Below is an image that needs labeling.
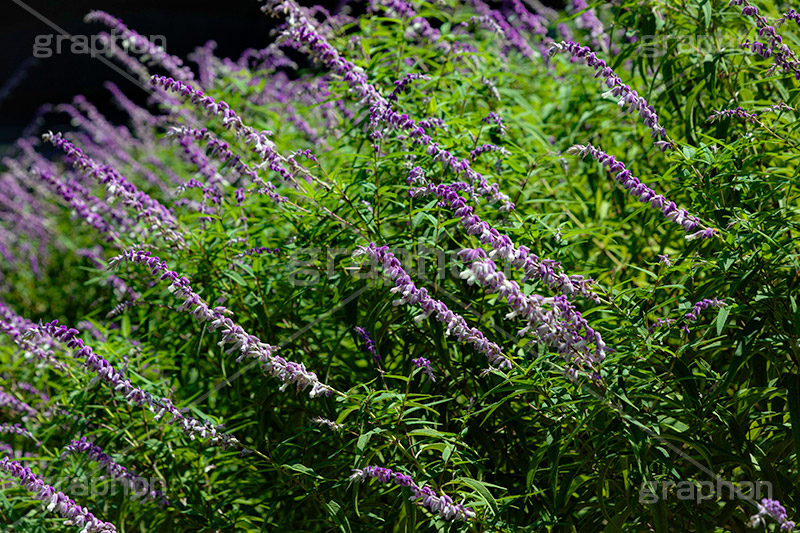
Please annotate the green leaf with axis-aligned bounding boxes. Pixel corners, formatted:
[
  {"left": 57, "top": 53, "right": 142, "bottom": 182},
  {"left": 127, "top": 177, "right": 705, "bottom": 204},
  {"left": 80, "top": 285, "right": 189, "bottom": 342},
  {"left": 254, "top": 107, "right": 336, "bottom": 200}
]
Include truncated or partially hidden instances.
[
  {"left": 715, "top": 305, "right": 731, "bottom": 336},
  {"left": 458, "top": 477, "right": 499, "bottom": 516},
  {"left": 324, "top": 500, "right": 352, "bottom": 533}
]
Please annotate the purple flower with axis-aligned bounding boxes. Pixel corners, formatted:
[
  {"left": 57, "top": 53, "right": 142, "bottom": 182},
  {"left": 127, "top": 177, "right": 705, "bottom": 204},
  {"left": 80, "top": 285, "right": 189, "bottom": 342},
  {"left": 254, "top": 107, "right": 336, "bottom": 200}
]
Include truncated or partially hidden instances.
[
  {"left": 371, "top": 0, "right": 457, "bottom": 53},
  {"left": 682, "top": 298, "right": 726, "bottom": 332},
  {"left": 549, "top": 40, "right": 671, "bottom": 146},
  {"left": 354, "top": 326, "right": 380, "bottom": 363},
  {"left": 356, "top": 243, "right": 512, "bottom": 370},
  {"left": 0, "top": 389, "right": 37, "bottom": 419},
  {"left": 411, "top": 357, "right": 435, "bottom": 381},
  {"left": 731, "top": 0, "right": 800, "bottom": 79},
  {"left": 41, "top": 132, "right": 184, "bottom": 246},
  {"left": 707, "top": 106, "right": 760, "bottom": 123},
  {"left": 0, "top": 456, "right": 117, "bottom": 532},
  {"left": 470, "top": 143, "right": 510, "bottom": 161},
  {"left": 28, "top": 319, "right": 238, "bottom": 446},
  {"left": 311, "top": 417, "right": 344, "bottom": 431},
  {"left": 350, "top": 465, "right": 474, "bottom": 521},
  {"left": 0, "top": 302, "right": 67, "bottom": 370},
  {"left": 469, "top": 0, "right": 537, "bottom": 59},
  {"left": 152, "top": 76, "right": 306, "bottom": 189},
  {"left": 261, "top": 0, "right": 513, "bottom": 210},
  {"left": 0, "top": 423, "right": 38, "bottom": 443},
  {"left": 749, "top": 498, "right": 795, "bottom": 530},
  {"left": 31, "top": 167, "right": 120, "bottom": 242},
  {"left": 164, "top": 126, "right": 286, "bottom": 203},
  {"left": 568, "top": 0, "right": 606, "bottom": 50},
  {"left": 507, "top": 0, "right": 548, "bottom": 36},
  {"left": 481, "top": 111, "right": 507, "bottom": 137},
  {"left": 234, "top": 247, "right": 281, "bottom": 259},
  {"left": 457, "top": 249, "right": 606, "bottom": 366},
  {"left": 61, "top": 437, "right": 167, "bottom": 505},
  {"left": 567, "top": 142, "right": 715, "bottom": 239},
  {"left": 109, "top": 249, "right": 333, "bottom": 398},
  {"left": 410, "top": 179, "right": 599, "bottom": 301},
  {"left": 388, "top": 72, "right": 429, "bottom": 102},
  {"left": 85, "top": 11, "right": 194, "bottom": 82}
]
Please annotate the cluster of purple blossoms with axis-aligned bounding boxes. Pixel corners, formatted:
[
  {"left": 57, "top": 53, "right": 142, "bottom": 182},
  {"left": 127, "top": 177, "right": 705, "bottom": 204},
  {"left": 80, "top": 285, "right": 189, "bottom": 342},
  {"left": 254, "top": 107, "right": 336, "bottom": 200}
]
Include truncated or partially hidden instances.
[
  {"left": 469, "top": 0, "right": 537, "bottom": 59},
  {"left": 61, "top": 437, "right": 167, "bottom": 505},
  {"left": 41, "top": 132, "right": 184, "bottom": 245},
  {"left": 683, "top": 298, "right": 725, "bottom": 333},
  {"left": 357, "top": 243, "right": 512, "bottom": 370},
  {"left": 234, "top": 246, "right": 280, "bottom": 258},
  {"left": 0, "top": 456, "right": 117, "bottom": 532},
  {"left": 749, "top": 498, "right": 795, "bottom": 530},
  {"left": 410, "top": 178, "right": 598, "bottom": 301},
  {"left": 388, "top": 73, "right": 429, "bottom": 102},
  {"left": 780, "top": 9, "right": 800, "bottom": 26},
  {"left": 354, "top": 326, "right": 379, "bottom": 363},
  {"left": 648, "top": 317, "right": 676, "bottom": 334},
  {"left": 0, "top": 301, "right": 66, "bottom": 370},
  {"left": 568, "top": 0, "right": 605, "bottom": 49},
  {"left": 261, "top": 0, "right": 513, "bottom": 210},
  {"left": 481, "top": 111, "right": 507, "bottom": 137},
  {"left": 350, "top": 465, "right": 474, "bottom": 521},
  {"left": 311, "top": 417, "right": 344, "bottom": 431},
  {"left": 730, "top": 0, "right": 800, "bottom": 79},
  {"left": 29, "top": 319, "right": 238, "bottom": 446},
  {"left": 164, "top": 125, "right": 286, "bottom": 202},
  {"left": 0, "top": 422, "right": 38, "bottom": 443},
  {"left": 85, "top": 11, "right": 194, "bottom": 82},
  {"left": 371, "top": 0, "right": 462, "bottom": 53},
  {"left": 708, "top": 107, "right": 760, "bottom": 124},
  {"left": 470, "top": 143, "right": 510, "bottom": 161},
  {"left": 411, "top": 357, "right": 436, "bottom": 381},
  {"left": 458, "top": 248, "right": 605, "bottom": 366},
  {"left": 0, "top": 389, "right": 37, "bottom": 418},
  {"left": 567, "top": 143, "right": 715, "bottom": 240},
  {"left": 151, "top": 77, "right": 300, "bottom": 185},
  {"left": 109, "top": 249, "right": 332, "bottom": 398},
  {"left": 508, "top": 0, "right": 548, "bottom": 37},
  {"left": 548, "top": 41, "right": 671, "bottom": 149},
  {"left": 16, "top": 382, "right": 50, "bottom": 403}
]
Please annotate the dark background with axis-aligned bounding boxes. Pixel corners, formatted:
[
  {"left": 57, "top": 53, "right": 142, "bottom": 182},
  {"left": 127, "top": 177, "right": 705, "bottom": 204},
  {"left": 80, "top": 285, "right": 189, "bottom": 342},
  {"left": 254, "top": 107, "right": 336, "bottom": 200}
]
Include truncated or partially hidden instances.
[{"left": 0, "top": 0, "right": 561, "bottom": 145}]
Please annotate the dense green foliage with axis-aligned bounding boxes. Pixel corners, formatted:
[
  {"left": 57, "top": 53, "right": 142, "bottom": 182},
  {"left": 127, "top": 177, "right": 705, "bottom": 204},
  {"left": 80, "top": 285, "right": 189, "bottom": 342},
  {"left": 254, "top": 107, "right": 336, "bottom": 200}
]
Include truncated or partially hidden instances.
[{"left": 0, "top": 0, "right": 798, "bottom": 531}]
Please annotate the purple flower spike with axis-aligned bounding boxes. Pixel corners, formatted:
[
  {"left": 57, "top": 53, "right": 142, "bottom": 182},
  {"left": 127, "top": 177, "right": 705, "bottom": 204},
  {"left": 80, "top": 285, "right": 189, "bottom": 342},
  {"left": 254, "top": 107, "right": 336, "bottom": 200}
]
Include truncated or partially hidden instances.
[
  {"left": 567, "top": 142, "right": 715, "bottom": 239},
  {"left": 356, "top": 243, "right": 512, "bottom": 370},
  {"left": 30, "top": 319, "right": 239, "bottom": 446},
  {"left": 61, "top": 437, "right": 167, "bottom": 506},
  {"left": 0, "top": 423, "right": 39, "bottom": 444},
  {"left": 731, "top": 0, "right": 800, "bottom": 79},
  {"left": 0, "top": 456, "right": 117, "bottom": 532},
  {"left": 109, "top": 249, "right": 333, "bottom": 398},
  {"left": 350, "top": 465, "right": 474, "bottom": 521},
  {"left": 749, "top": 498, "right": 795, "bottom": 530},
  {"left": 85, "top": 11, "right": 195, "bottom": 82},
  {"left": 261, "top": 0, "right": 513, "bottom": 210},
  {"left": 411, "top": 357, "right": 436, "bottom": 381},
  {"left": 354, "top": 326, "right": 380, "bottom": 363},
  {"left": 549, "top": 40, "right": 671, "bottom": 147},
  {"left": 457, "top": 249, "right": 606, "bottom": 366},
  {"left": 410, "top": 180, "right": 599, "bottom": 301},
  {"left": 682, "top": 298, "right": 726, "bottom": 332}
]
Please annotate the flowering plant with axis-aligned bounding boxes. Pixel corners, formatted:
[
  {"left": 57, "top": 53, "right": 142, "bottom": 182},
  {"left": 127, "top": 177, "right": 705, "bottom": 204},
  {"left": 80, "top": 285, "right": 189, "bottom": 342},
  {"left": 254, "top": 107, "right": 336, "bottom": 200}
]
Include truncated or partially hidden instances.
[{"left": 0, "top": 0, "right": 798, "bottom": 530}]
